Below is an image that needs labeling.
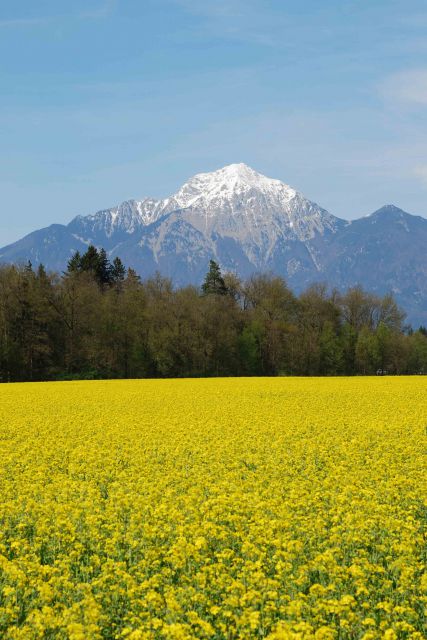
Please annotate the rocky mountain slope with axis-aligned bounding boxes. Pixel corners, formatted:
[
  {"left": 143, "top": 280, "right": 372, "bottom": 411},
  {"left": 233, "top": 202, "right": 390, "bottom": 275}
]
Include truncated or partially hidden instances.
[{"left": 1, "top": 164, "right": 426, "bottom": 325}]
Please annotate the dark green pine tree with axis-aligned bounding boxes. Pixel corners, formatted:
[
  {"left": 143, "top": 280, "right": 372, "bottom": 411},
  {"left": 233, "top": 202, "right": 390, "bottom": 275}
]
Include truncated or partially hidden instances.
[
  {"left": 202, "top": 260, "right": 228, "bottom": 296},
  {"left": 111, "top": 256, "right": 126, "bottom": 284},
  {"left": 80, "top": 245, "right": 100, "bottom": 274},
  {"left": 66, "top": 251, "right": 82, "bottom": 274},
  {"left": 96, "top": 248, "right": 113, "bottom": 286}
]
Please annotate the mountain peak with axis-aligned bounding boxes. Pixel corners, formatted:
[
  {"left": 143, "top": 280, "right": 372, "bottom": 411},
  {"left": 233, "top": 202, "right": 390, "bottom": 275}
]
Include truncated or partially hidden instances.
[
  {"left": 209, "top": 162, "right": 274, "bottom": 184},
  {"left": 217, "top": 161, "right": 255, "bottom": 175},
  {"left": 168, "top": 162, "right": 298, "bottom": 212},
  {"left": 370, "top": 204, "right": 407, "bottom": 217},
  {"left": 190, "top": 162, "right": 291, "bottom": 189}
]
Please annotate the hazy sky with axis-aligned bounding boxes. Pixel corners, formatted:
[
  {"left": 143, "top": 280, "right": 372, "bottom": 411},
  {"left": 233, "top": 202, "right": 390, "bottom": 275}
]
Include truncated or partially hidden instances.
[{"left": 1, "top": 0, "right": 427, "bottom": 244}]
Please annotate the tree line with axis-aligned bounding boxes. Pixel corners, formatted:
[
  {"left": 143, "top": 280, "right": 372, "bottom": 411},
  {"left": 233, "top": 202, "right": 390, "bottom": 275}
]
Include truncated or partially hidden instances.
[{"left": 0, "top": 247, "right": 426, "bottom": 382}]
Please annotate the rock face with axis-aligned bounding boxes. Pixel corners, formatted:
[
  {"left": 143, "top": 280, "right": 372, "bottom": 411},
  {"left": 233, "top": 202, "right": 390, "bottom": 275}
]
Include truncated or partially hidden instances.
[
  {"left": 1, "top": 164, "right": 426, "bottom": 325},
  {"left": 322, "top": 205, "right": 427, "bottom": 326}
]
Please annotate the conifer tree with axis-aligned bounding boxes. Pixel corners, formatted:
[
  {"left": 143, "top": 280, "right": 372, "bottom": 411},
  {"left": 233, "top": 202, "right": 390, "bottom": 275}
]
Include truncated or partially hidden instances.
[
  {"left": 96, "top": 248, "right": 113, "bottom": 286},
  {"left": 111, "top": 257, "right": 126, "bottom": 284},
  {"left": 80, "top": 245, "right": 100, "bottom": 274},
  {"left": 0, "top": 259, "right": 423, "bottom": 381},
  {"left": 67, "top": 251, "right": 82, "bottom": 274},
  {"left": 202, "top": 260, "right": 228, "bottom": 296}
]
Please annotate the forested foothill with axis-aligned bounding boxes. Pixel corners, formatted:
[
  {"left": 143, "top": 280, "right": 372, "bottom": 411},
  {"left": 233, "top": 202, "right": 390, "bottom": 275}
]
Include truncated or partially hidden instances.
[{"left": 0, "top": 247, "right": 426, "bottom": 382}]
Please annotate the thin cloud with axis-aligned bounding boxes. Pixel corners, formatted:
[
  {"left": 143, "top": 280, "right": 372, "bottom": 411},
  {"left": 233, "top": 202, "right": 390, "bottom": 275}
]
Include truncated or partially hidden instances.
[
  {"left": 171, "top": 0, "right": 288, "bottom": 47},
  {"left": 381, "top": 68, "right": 427, "bottom": 106},
  {"left": 0, "top": 1, "right": 117, "bottom": 29},
  {"left": 173, "top": 0, "right": 246, "bottom": 18},
  {"left": 0, "top": 17, "right": 51, "bottom": 28},
  {"left": 414, "top": 165, "right": 427, "bottom": 186},
  {"left": 79, "top": 0, "right": 118, "bottom": 20}
]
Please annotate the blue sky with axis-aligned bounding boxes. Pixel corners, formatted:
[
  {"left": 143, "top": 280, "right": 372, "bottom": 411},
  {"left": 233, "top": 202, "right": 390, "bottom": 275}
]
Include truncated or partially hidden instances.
[{"left": 1, "top": 0, "right": 427, "bottom": 244}]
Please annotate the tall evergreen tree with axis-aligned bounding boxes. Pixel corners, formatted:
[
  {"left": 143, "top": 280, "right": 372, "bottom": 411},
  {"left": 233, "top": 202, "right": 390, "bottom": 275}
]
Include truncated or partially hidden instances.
[
  {"left": 111, "top": 257, "right": 126, "bottom": 284},
  {"left": 202, "top": 260, "right": 228, "bottom": 296},
  {"left": 80, "top": 245, "right": 100, "bottom": 274},
  {"left": 0, "top": 259, "right": 423, "bottom": 382},
  {"left": 96, "top": 248, "right": 113, "bottom": 286},
  {"left": 67, "top": 251, "right": 82, "bottom": 274}
]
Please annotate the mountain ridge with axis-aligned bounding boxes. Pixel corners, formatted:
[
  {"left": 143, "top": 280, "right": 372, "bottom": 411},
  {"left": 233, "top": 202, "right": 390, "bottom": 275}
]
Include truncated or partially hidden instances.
[{"left": 1, "top": 163, "right": 426, "bottom": 325}]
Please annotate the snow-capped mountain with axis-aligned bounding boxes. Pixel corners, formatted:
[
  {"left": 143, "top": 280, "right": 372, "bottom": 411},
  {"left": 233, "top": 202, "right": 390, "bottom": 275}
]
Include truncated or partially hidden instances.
[
  {"left": 107, "top": 163, "right": 344, "bottom": 284},
  {"left": 67, "top": 163, "right": 343, "bottom": 256},
  {"left": 160, "top": 163, "right": 342, "bottom": 247},
  {"left": 162, "top": 163, "right": 341, "bottom": 241},
  {"left": 1, "top": 162, "right": 343, "bottom": 277},
  {"left": 1, "top": 163, "right": 427, "bottom": 325}
]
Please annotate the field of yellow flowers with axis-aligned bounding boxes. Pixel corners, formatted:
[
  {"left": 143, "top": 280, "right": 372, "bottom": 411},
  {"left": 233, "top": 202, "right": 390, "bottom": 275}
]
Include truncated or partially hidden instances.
[{"left": 0, "top": 377, "right": 425, "bottom": 639}]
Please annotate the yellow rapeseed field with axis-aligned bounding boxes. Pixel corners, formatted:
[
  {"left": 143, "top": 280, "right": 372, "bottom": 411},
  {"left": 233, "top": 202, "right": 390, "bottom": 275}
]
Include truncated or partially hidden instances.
[{"left": 0, "top": 377, "right": 426, "bottom": 640}]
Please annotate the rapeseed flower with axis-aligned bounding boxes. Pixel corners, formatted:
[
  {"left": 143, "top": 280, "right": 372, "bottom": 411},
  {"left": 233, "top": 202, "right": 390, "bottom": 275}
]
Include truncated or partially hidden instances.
[{"left": 0, "top": 377, "right": 425, "bottom": 638}]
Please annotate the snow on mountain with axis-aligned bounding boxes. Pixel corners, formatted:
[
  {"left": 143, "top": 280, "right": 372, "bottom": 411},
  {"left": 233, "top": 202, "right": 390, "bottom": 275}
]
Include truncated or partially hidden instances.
[
  {"left": 66, "top": 163, "right": 343, "bottom": 252},
  {"left": 69, "top": 162, "right": 342, "bottom": 284},
  {"left": 170, "top": 162, "right": 296, "bottom": 211},
  {"left": 67, "top": 198, "right": 162, "bottom": 247},
  {"left": 1, "top": 164, "right": 427, "bottom": 324},
  {"left": 109, "top": 163, "right": 344, "bottom": 280},
  {"left": 164, "top": 163, "right": 342, "bottom": 242}
]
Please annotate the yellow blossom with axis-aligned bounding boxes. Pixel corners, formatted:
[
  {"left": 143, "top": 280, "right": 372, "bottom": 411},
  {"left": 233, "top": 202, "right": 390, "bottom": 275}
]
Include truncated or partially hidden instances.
[{"left": 0, "top": 377, "right": 424, "bottom": 638}]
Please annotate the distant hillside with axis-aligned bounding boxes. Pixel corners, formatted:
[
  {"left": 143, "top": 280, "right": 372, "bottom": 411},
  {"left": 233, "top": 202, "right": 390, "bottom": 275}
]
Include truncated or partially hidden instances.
[{"left": 1, "top": 164, "right": 426, "bottom": 325}]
